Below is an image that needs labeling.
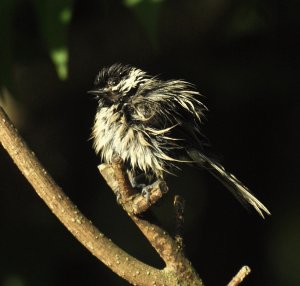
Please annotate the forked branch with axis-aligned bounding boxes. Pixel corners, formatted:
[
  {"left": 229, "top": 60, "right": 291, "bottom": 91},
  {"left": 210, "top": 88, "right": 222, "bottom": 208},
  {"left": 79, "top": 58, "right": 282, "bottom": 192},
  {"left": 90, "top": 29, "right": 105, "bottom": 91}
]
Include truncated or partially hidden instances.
[
  {"left": 0, "top": 107, "right": 202, "bottom": 285},
  {"left": 0, "top": 106, "right": 251, "bottom": 286}
]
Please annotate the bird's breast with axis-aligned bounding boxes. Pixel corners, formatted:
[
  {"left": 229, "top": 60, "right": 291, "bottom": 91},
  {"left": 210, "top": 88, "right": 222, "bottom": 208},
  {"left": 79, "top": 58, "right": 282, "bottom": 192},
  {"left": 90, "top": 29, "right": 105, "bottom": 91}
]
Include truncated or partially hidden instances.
[{"left": 92, "top": 106, "right": 165, "bottom": 177}]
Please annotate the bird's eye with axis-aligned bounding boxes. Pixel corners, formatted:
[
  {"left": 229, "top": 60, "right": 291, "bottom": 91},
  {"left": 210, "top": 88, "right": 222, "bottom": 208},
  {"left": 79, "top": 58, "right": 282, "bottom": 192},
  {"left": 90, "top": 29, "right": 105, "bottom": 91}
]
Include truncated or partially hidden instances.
[{"left": 108, "top": 78, "right": 118, "bottom": 86}]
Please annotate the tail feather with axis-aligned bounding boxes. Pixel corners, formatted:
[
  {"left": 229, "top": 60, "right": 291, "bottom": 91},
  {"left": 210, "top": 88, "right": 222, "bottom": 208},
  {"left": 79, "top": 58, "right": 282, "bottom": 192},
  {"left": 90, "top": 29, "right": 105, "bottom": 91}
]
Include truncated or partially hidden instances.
[{"left": 187, "top": 150, "right": 271, "bottom": 218}]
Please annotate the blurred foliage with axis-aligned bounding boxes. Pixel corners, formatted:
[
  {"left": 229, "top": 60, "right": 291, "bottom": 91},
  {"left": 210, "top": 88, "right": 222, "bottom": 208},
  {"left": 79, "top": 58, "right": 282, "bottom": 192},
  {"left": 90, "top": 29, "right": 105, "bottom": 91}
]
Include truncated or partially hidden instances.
[
  {"left": 227, "top": 1, "right": 268, "bottom": 36},
  {"left": 0, "top": 0, "right": 165, "bottom": 96},
  {"left": 123, "top": 0, "right": 164, "bottom": 48},
  {"left": 0, "top": 0, "right": 73, "bottom": 94},
  {"left": 0, "top": 0, "right": 273, "bottom": 96},
  {"left": 33, "top": 0, "right": 73, "bottom": 80},
  {"left": 0, "top": 0, "right": 16, "bottom": 92}
]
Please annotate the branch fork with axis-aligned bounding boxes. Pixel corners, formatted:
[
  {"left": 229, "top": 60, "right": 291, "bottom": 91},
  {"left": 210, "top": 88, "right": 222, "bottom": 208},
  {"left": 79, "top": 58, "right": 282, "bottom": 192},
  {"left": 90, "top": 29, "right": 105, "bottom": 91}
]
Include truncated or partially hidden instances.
[{"left": 99, "top": 161, "right": 168, "bottom": 215}]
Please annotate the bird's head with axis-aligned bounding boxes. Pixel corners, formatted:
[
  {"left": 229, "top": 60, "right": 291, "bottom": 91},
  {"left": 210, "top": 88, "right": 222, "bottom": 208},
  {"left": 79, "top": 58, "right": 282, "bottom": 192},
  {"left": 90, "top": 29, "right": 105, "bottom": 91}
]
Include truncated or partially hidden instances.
[{"left": 88, "top": 64, "right": 150, "bottom": 106}]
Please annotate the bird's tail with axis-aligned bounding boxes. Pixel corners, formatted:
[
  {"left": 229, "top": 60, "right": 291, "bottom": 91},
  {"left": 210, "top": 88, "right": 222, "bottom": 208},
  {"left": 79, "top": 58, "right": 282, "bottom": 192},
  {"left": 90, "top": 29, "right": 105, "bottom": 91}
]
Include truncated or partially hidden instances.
[{"left": 187, "top": 150, "right": 271, "bottom": 218}]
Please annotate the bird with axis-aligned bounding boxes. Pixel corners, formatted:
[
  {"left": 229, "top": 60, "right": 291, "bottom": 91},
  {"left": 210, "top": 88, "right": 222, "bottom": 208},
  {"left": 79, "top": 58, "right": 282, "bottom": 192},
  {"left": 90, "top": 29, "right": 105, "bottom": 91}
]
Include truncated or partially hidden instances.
[{"left": 89, "top": 63, "right": 270, "bottom": 218}]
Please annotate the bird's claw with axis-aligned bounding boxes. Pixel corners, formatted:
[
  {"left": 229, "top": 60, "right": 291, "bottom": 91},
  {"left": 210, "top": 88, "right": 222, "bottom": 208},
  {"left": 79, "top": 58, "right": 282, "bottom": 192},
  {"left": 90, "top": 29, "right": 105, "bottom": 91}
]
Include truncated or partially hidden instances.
[{"left": 141, "top": 185, "right": 151, "bottom": 206}]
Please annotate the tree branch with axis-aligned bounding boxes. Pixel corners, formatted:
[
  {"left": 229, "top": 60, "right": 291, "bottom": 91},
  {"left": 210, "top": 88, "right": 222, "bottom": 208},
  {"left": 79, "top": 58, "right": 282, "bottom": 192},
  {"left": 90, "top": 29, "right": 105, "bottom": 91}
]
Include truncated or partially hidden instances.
[
  {"left": 99, "top": 162, "right": 202, "bottom": 280},
  {"left": 0, "top": 107, "right": 203, "bottom": 285},
  {"left": 0, "top": 106, "right": 252, "bottom": 286},
  {"left": 0, "top": 107, "right": 164, "bottom": 285}
]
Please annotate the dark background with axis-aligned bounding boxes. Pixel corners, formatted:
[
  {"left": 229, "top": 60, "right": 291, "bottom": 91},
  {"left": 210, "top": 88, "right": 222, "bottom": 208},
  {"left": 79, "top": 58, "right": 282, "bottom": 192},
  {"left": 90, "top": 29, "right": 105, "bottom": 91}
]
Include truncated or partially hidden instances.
[{"left": 0, "top": 0, "right": 299, "bottom": 285}]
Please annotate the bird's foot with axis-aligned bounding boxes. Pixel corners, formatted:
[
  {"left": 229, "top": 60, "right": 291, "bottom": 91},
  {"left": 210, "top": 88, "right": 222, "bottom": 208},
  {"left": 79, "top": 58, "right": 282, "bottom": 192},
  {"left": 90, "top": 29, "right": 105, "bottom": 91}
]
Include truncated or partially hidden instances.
[{"left": 141, "top": 185, "right": 152, "bottom": 206}]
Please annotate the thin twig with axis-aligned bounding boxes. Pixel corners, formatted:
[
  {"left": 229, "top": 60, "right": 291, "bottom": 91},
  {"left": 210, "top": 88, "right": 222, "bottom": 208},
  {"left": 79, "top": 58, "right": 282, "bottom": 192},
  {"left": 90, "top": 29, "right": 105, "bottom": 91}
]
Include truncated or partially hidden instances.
[
  {"left": 174, "top": 195, "right": 185, "bottom": 249},
  {"left": 227, "top": 266, "right": 251, "bottom": 286}
]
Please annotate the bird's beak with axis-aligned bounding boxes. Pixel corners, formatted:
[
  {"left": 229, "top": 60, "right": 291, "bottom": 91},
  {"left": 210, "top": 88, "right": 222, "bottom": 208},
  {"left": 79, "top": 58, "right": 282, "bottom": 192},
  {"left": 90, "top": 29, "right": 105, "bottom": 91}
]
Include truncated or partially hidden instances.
[
  {"left": 87, "top": 90, "right": 104, "bottom": 96},
  {"left": 87, "top": 90, "right": 107, "bottom": 100},
  {"left": 88, "top": 89, "right": 120, "bottom": 103}
]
